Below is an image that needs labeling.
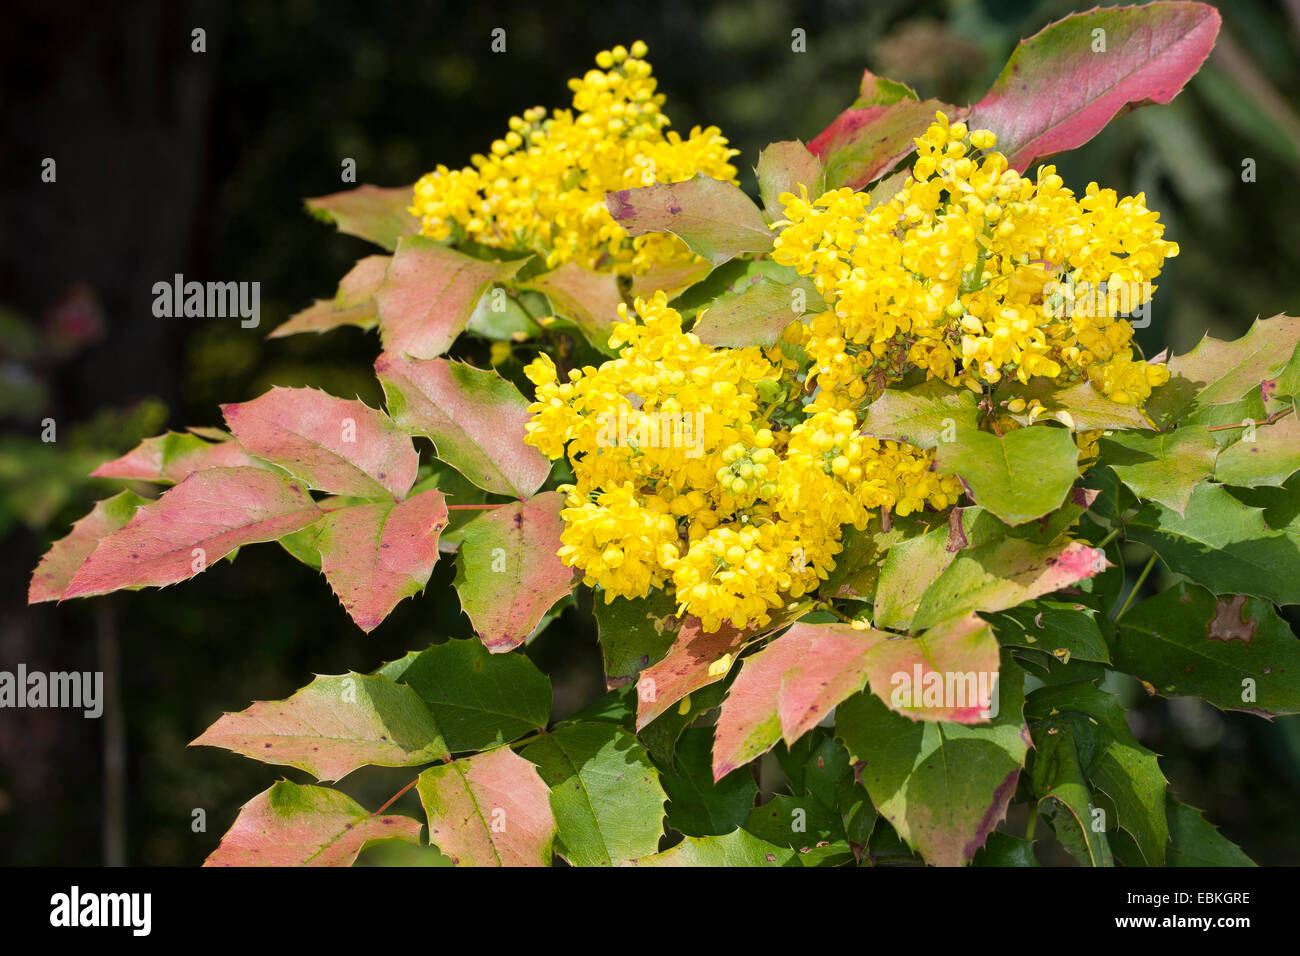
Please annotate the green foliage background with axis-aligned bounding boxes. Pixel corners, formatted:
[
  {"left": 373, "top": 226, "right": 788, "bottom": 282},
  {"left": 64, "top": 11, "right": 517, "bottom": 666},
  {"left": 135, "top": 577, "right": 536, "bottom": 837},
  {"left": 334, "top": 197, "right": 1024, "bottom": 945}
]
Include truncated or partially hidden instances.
[{"left": 2, "top": 0, "right": 1298, "bottom": 864}]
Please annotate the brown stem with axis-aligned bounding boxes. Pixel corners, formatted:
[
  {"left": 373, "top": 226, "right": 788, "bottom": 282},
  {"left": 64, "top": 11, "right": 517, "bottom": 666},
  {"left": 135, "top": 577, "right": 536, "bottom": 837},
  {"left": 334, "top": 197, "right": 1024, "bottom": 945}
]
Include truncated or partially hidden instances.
[
  {"left": 1206, "top": 405, "right": 1293, "bottom": 432},
  {"left": 447, "top": 503, "right": 507, "bottom": 511},
  {"left": 372, "top": 777, "right": 419, "bottom": 816}
]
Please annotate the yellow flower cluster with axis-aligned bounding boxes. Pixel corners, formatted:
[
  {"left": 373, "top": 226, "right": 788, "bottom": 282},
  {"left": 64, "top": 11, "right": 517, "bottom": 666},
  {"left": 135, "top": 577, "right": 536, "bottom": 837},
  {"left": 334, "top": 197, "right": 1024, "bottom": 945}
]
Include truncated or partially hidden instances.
[
  {"left": 410, "top": 42, "right": 738, "bottom": 275},
  {"left": 524, "top": 293, "right": 960, "bottom": 632},
  {"left": 771, "top": 112, "right": 1177, "bottom": 405}
]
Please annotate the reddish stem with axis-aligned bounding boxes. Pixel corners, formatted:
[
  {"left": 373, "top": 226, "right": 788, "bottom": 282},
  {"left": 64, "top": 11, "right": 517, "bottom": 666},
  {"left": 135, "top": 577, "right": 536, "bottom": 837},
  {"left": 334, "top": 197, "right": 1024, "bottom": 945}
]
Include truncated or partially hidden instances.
[
  {"left": 446, "top": 503, "right": 507, "bottom": 511},
  {"left": 372, "top": 778, "right": 418, "bottom": 816},
  {"left": 1205, "top": 405, "right": 1293, "bottom": 432}
]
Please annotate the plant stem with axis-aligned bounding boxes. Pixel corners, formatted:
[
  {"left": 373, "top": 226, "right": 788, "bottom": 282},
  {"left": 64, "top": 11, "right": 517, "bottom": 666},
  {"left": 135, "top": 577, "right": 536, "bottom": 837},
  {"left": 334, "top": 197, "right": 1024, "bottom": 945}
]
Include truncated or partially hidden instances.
[
  {"left": 1206, "top": 404, "right": 1293, "bottom": 431},
  {"left": 1113, "top": 552, "right": 1158, "bottom": 622},
  {"left": 447, "top": 503, "right": 506, "bottom": 511},
  {"left": 1094, "top": 526, "right": 1122, "bottom": 551},
  {"left": 1025, "top": 800, "right": 1039, "bottom": 842},
  {"left": 372, "top": 777, "right": 419, "bottom": 816}
]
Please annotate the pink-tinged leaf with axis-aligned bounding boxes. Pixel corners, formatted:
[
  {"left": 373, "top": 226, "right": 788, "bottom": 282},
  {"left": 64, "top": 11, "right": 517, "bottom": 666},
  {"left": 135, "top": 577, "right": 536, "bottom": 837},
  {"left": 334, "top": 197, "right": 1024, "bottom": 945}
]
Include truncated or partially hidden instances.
[
  {"left": 522, "top": 262, "right": 624, "bottom": 353},
  {"left": 62, "top": 467, "right": 320, "bottom": 599},
  {"left": 222, "top": 386, "right": 418, "bottom": 499},
  {"left": 316, "top": 489, "right": 449, "bottom": 632},
  {"left": 968, "top": 3, "right": 1221, "bottom": 172},
  {"left": 203, "top": 781, "right": 421, "bottom": 867},
  {"left": 190, "top": 672, "right": 450, "bottom": 780},
  {"left": 606, "top": 174, "right": 772, "bottom": 267},
  {"left": 911, "top": 538, "right": 1108, "bottom": 631},
  {"left": 856, "top": 614, "right": 1003, "bottom": 724},
  {"left": 305, "top": 184, "right": 419, "bottom": 252},
  {"left": 711, "top": 627, "right": 813, "bottom": 779},
  {"left": 754, "top": 141, "right": 826, "bottom": 219},
  {"left": 269, "top": 255, "right": 388, "bottom": 338},
  {"left": 453, "top": 492, "right": 578, "bottom": 652},
  {"left": 635, "top": 618, "right": 747, "bottom": 731},
  {"left": 92, "top": 431, "right": 259, "bottom": 484},
  {"left": 628, "top": 260, "right": 713, "bottom": 301},
  {"left": 29, "top": 491, "right": 149, "bottom": 603},
  {"left": 375, "top": 235, "right": 526, "bottom": 360},
  {"left": 810, "top": 98, "right": 962, "bottom": 190},
  {"left": 375, "top": 353, "right": 550, "bottom": 497},
  {"left": 776, "top": 624, "right": 894, "bottom": 742},
  {"left": 417, "top": 748, "right": 556, "bottom": 867}
]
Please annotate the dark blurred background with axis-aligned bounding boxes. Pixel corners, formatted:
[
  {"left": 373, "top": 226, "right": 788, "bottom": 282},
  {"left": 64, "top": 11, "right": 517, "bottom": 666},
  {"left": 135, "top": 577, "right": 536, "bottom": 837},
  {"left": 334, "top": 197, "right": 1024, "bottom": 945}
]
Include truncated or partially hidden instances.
[{"left": 2, "top": 0, "right": 1298, "bottom": 865}]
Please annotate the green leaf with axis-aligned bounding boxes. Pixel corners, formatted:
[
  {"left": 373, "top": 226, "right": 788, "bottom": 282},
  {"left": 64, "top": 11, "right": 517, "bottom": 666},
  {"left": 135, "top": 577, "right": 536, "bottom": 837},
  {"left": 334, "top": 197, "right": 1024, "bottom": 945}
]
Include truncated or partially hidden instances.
[
  {"left": 204, "top": 781, "right": 421, "bottom": 867},
  {"left": 660, "top": 728, "right": 757, "bottom": 837},
  {"left": 594, "top": 590, "right": 680, "bottom": 689},
  {"left": 190, "top": 672, "right": 449, "bottom": 781},
  {"left": 1214, "top": 412, "right": 1300, "bottom": 488},
  {"left": 624, "top": 829, "right": 795, "bottom": 866},
  {"left": 936, "top": 425, "right": 1081, "bottom": 527},
  {"left": 691, "top": 275, "right": 822, "bottom": 348},
  {"left": 853, "top": 69, "right": 919, "bottom": 107},
  {"left": 995, "top": 379, "right": 1155, "bottom": 432},
  {"left": 640, "top": 679, "right": 728, "bottom": 766},
  {"left": 1115, "top": 582, "right": 1300, "bottom": 715},
  {"left": 305, "top": 184, "right": 419, "bottom": 251},
  {"left": 754, "top": 140, "right": 825, "bottom": 220},
  {"left": 1146, "top": 314, "right": 1300, "bottom": 426},
  {"left": 1167, "top": 800, "right": 1254, "bottom": 866},
  {"left": 417, "top": 748, "right": 556, "bottom": 867},
  {"left": 521, "top": 262, "right": 624, "bottom": 352},
  {"left": 1100, "top": 427, "right": 1219, "bottom": 514},
  {"left": 605, "top": 173, "right": 773, "bottom": 266},
  {"left": 859, "top": 380, "right": 981, "bottom": 449},
  {"left": 744, "top": 793, "right": 847, "bottom": 857},
  {"left": 376, "top": 353, "right": 550, "bottom": 497},
  {"left": 521, "top": 722, "right": 667, "bottom": 866},
  {"left": 1029, "top": 712, "right": 1115, "bottom": 866},
  {"left": 1127, "top": 482, "right": 1300, "bottom": 606},
  {"left": 986, "top": 601, "right": 1111, "bottom": 664},
  {"left": 835, "top": 659, "right": 1029, "bottom": 866},
  {"left": 972, "top": 832, "right": 1039, "bottom": 867},
  {"left": 396, "top": 639, "right": 551, "bottom": 752}
]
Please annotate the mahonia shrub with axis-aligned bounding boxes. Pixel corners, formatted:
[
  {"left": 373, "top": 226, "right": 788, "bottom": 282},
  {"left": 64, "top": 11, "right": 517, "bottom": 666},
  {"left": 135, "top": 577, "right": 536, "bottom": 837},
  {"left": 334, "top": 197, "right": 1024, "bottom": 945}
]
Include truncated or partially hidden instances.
[{"left": 31, "top": 5, "right": 1300, "bottom": 867}]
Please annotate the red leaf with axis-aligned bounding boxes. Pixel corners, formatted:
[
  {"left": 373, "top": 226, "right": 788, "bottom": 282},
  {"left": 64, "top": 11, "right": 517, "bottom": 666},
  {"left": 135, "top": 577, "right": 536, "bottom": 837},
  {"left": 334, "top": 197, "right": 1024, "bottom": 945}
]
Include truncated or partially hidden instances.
[
  {"left": 317, "top": 490, "right": 449, "bottom": 632},
  {"left": 634, "top": 617, "right": 748, "bottom": 731},
  {"left": 269, "top": 254, "right": 388, "bottom": 339},
  {"left": 417, "top": 748, "right": 556, "bottom": 866},
  {"left": 29, "top": 491, "right": 148, "bottom": 603},
  {"left": 968, "top": 2, "right": 1220, "bottom": 172},
  {"left": 809, "top": 99, "right": 961, "bottom": 190},
  {"left": 453, "top": 492, "right": 578, "bottom": 652},
  {"left": 305, "top": 184, "right": 419, "bottom": 252},
  {"left": 92, "top": 431, "right": 258, "bottom": 483},
  {"left": 222, "top": 386, "right": 418, "bottom": 499},
  {"left": 522, "top": 262, "right": 624, "bottom": 352},
  {"left": 375, "top": 236, "right": 526, "bottom": 360},
  {"left": 62, "top": 468, "right": 321, "bottom": 599},
  {"left": 606, "top": 174, "right": 772, "bottom": 266},
  {"left": 375, "top": 352, "right": 550, "bottom": 497},
  {"left": 204, "top": 781, "right": 421, "bottom": 867}
]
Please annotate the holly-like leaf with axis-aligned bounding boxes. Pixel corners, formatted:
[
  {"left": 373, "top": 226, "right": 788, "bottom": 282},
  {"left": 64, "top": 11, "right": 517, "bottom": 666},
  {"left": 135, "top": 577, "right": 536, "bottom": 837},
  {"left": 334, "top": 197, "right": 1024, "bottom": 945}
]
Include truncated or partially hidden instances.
[
  {"left": 754, "top": 140, "right": 825, "bottom": 220},
  {"left": 998, "top": 379, "right": 1156, "bottom": 432},
  {"left": 1127, "top": 482, "right": 1300, "bottom": 606},
  {"left": 393, "top": 638, "right": 551, "bottom": 752},
  {"left": 836, "top": 659, "right": 1030, "bottom": 867},
  {"left": 305, "top": 184, "right": 419, "bottom": 251},
  {"left": 623, "top": 828, "right": 795, "bottom": 867},
  {"left": 606, "top": 174, "right": 773, "bottom": 266},
  {"left": 29, "top": 491, "right": 149, "bottom": 603},
  {"left": 376, "top": 353, "right": 550, "bottom": 497},
  {"left": 521, "top": 722, "right": 667, "bottom": 866},
  {"left": 986, "top": 601, "right": 1112, "bottom": 664},
  {"left": 635, "top": 616, "right": 750, "bottom": 730},
  {"left": 937, "top": 426, "right": 1082, "bottom": 526},
  {"left": 691, "top": 275, "right": 822, "bottom": 348},
  {"left": 1115, "top": 582, "right": 1300, "bottom": 715},
  {"left": 375, "top": 235, "right": 526, "bottom": 360},
  {"left": 911, "top": 538, "right": 1107, "bottom": 631},
  {"left": 62, "top": 468, "right": 320, "bottom": 599},
  {"left": 1146, "top": 314, "right": 1300, "bottom": 425},
  {"left": 270, "top": 255, "right": 388, "bottom": 338},
  {"left": 853, "top": 69, "right": 919, "bottom": 107},
  {"left": 744, "top": 793, "right": 851, "bottom": 863},
  {"left": 1100, "top": 426, "right": 1218, "bottom": 514},
  {"left": 190, "top": 672, "right": 450, "bottom": 780},
  {"left": 660, "top": 728, "right": 758, "bottom": 838},
  {"left": 417, "top": 748, "right": 556, "bottom": 867},
  {"left": 873, "top": 510, "right": 989, "bottom": 629},
  {"left": 1029, "top": 710, "right": 1115, "bottom": 867},
  {"left": 203, "top": 780, "right": 421, "bottom": 867},
  {"left": 859, "top": 380, "right": 981, "bottom": 449},
  {"left": 1214, "top": 412, "right": 1300, "bottom": 488},
  {"left": 315, "top": 489, "right": 449, "bottom": 632},
  {"left": 522, "top": 263, "right": 624, "bottom": 352},
  {"left": 453, "top": 492, "right": 578, "bottom": 652},
  {"left": 810, "top": 98, "right": 960, "bottom": 190},
  {"left": 223, "top": 386, "right": 418, "bottom": 500},
  {"left": 1167, "top": 800, "right": 1254, "bottom": 866},
  {"left": 594, "top": 590, "right": 680, "bottom": 689},
  {"left": 967, "top": 3, "right": 1221, "bottom": 172},
  {"left": 92, "top": 431, "right": 259, "bottom": 484}
]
